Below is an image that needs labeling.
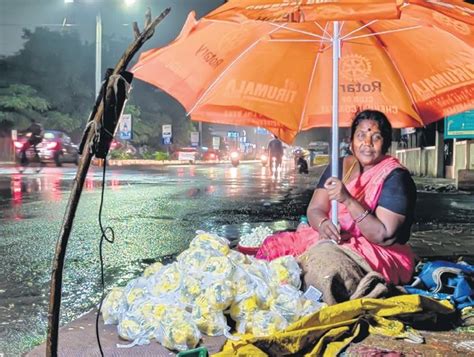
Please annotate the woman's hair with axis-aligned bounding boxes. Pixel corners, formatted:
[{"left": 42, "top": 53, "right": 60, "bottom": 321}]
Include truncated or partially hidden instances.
[{"left": 350, "top": 110, "right": 392, "bottom": 154}]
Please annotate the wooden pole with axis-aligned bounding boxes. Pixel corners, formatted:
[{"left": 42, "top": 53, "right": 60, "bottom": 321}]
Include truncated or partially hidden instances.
[{"left": 46, "top": 8, "right": 171, "bottom": 356}]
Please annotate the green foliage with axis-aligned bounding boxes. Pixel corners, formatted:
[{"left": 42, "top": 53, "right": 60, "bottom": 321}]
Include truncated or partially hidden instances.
[
  {"left": 0, "top": 84, "right": 51, "bottom": 134},
  {"left": 109, "top": 148, "right": 134, "bottom": 160},
  {"left": 0, "top": 84, "right": 49, "bottom": 112},
  {"left": 154, "top": 151, "right": 169, "bottom": 161},
  {"left": 43, "top": 111, "right": 82, "bottom": 132}
]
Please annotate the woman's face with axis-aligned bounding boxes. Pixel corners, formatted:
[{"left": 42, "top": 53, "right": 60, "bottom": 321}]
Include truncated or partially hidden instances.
[{"left": 351, "top": 119, "right": 385, "bottom": 168}]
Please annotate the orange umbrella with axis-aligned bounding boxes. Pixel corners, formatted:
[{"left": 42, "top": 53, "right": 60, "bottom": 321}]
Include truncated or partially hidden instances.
[{"left": 133, "top": 2, "right": 473, "bottom": 139}]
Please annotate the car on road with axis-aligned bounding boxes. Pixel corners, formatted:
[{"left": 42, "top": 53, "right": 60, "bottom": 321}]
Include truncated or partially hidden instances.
[
  {"left": 201, "top": 148, "right": 221, "bottom": 162},
  {"left": 14, "top": 130, "right": 80, "bottom": 167}
]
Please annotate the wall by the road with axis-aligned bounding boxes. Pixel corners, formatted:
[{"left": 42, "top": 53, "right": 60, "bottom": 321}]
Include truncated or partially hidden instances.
[
  {"left": 0, "top": 137, "right": 14, "bottom": 162},
  {"left": 396, "top": 140, "right": 474, "bottom": 191},
  {"left": 396, "top": 146, "right": 436, "bottom": 177}
]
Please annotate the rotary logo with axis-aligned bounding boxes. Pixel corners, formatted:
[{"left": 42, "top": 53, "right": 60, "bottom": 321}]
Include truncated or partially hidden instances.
[{"left": 340, "top": 54, "right": 372, "bottom": 82}]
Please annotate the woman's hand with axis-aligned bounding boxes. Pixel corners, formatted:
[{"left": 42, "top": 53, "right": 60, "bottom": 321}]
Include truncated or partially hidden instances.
[
  {"left": 318, "top": 219, "right": 341, "bottom": 243},
  {"left": 324, "top": 177, "right": 352, "bottom": 204}
]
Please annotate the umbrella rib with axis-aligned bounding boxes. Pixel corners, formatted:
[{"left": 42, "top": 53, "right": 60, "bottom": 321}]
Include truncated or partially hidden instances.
[
  {"left": 313, "top": 21, "right": 332, "bottom": 41},
  {"left": 187, "top": 24, "right": 286, "bottom": 116},
  {"left": 340, "top": 20, "right": 378, "bottom": 41},
  {"left": 269, "top": 22, "right": 330, "bottom": 41},
  {"left": 359, "top": 22, "right": 424, "bottom": 125},
  {"left": 268, "top": 39, "right": 326, "bottom": 43},
  {"left": 298, "top": 22, "right": 329, "bottom": 131},
  {"left": 345, "top": 25, "right": 422, "bottom": 41}
]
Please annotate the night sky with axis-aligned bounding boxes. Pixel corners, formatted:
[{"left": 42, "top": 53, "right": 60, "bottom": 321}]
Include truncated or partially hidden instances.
[{"left": 0, "top": 0, "right": 225, "bottom": 56}]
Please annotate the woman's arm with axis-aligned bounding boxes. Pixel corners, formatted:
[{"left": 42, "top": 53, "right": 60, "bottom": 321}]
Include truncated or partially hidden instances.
[
  {"left": 344, "top": 197, "right": 405, "bottom": 246},
  {"left": 324, "top": 177, "right": 406, "bottom": 246},
  {"left": 307, "top": 188, "right": 341, "bottom": 242}
]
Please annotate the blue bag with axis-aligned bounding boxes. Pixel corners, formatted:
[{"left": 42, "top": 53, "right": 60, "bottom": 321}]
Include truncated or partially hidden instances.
[{"left": 405, "top": 260, "right": 474, "bottom": 310}]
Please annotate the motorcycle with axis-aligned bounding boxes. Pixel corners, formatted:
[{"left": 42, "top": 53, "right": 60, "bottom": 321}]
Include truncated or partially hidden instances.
[
  {"left": 260, "top": 153, "right": 268, "bottom": 167},
  {"left": 293, "top": 148, "right": 309, "bottom": 174},
  {"left": 230, "top": 151, "right": 240, "bottom": 167},
  {"left": 14, "top": 134, "right": 43, "bottom": 173}
]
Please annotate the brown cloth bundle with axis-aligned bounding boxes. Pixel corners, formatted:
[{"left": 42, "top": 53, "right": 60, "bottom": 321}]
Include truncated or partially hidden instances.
[{"left": 297, "top": 241, "right": 400, "bottom": 305}]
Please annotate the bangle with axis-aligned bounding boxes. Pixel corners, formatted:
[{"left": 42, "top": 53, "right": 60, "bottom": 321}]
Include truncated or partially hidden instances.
[
  {"left": 355, "top": 209, "right": 370, "bottom": 223},
  {"left": 318, "top": 217, "right": 329, "bottom": 229}
]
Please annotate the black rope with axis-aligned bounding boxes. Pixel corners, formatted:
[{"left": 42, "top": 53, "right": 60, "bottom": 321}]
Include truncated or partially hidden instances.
[{"left": 95, "top": 160, "right": 115, "bottom": 356}]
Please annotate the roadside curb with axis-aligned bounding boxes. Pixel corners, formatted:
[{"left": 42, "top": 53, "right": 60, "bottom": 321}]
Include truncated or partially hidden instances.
[{"left": 101, "top": 159, "right": 260, "bottom": 166}]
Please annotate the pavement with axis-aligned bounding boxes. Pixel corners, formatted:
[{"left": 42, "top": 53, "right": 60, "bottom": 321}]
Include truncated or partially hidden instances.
[{"left": 4, "top": 160, "right": 473, "bottom": 356}]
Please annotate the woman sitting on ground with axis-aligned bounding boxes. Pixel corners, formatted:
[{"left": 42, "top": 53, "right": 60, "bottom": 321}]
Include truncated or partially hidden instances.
[{"left": 257, "top": 110, "right": 417, "bottom": 285}]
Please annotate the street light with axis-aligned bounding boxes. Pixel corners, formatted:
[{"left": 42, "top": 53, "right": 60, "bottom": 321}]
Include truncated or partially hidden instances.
[{"left": 64, "top": 0, "right": 136, "bottom": 98}]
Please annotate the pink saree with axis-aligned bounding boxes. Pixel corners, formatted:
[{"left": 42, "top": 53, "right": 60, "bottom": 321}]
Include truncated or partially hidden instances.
[{"left": 256, "top": 156, "right": 416, "bottom": 285}]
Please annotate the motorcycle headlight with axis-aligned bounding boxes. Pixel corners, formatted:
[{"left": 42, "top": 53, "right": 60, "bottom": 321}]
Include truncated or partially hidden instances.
[{"left": 230, "top": 152, "right": 239, "bottom": 159}]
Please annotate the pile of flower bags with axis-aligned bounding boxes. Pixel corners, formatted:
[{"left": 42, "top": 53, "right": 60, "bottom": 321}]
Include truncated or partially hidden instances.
[{"left": 101, "top": 231, "right": 324, "bottom": 351}]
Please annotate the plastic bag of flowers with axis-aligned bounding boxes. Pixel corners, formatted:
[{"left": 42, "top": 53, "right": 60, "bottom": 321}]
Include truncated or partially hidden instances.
[
  {"left": 102, "top": 286, "right": 127, "bottom": 325},
  {"left": 117, "top": 312, "right": 151, "bottom": 346},
  {"left": 227, "top": 249, "right": 249, "bottom": 265},
  {"left": 250, "top": 310, "right": 289, "bottom": 337},
  {"left": 123, "top": 277, "right": 149, "bottom": 307},
  {"left": 178, "top": 273, "right": 204, "bottom": 307},
  {"left": 177, "top": 246, "right": 223, "bottom": 273},
  {"left": 230, "top": 265, "right": 257, "bottom": 303},
  {"left": 247, "top": 272, "right": 273, "bottom": 309},
  {"left": 246, "top": 257, "right": 273, "bottom": 281},
  {"left": 201, "top": 280, "right": 234, "bottom": 311},
  {"left": 269, "top": 284, "right": 305, "bottom": 323},
  {"left": 142, "top": 261, "right": 163, "bottom": 278},
  {"left": 189, "top": 231, "right": 230, "bottom": 255},
  {"left": 200, "top": 255, "right": 235, "bottom": 287},
  {"left": 154, "top": 318, "right": 202, "bottom": 352},
  {"left": 147, "top": 262, "right": 182, "bottom": 298},
  {"left": 229, "top": 294, "right": 260, "bottom": 324},
  {"left": 192, "top": 300, "right": 230, "bottom": 337},
  {"left": 269, "top": 255, "right": 302, "bottom": 289}
]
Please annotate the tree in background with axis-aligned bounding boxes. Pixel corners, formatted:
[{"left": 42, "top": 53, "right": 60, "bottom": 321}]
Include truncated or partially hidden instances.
[
  {"left": 1, "top": 27, "right": 196, "bottom": 149},
  {"left": 0, "top": 84, "right": 49, "bottom": 136}
]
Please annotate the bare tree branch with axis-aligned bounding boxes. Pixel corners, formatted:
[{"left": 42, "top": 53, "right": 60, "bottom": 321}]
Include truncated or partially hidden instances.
[{"left": 46, "top": 7, "right": 171, "bottom": 357}]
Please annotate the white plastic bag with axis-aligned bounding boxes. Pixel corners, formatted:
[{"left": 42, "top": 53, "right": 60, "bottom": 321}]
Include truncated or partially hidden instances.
[{"left": 102, "top": 287, "right": 127, "bottom": 325}]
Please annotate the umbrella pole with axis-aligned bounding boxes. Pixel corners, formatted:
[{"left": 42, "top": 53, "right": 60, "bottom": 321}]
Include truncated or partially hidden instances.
[{"left": 331, "top": 21, "right": 341, "bottom": 225}]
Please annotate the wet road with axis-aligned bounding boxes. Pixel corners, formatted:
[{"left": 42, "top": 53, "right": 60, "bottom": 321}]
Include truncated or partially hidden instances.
[
  {"left": 0, "top": 161, "right": 311, "bottom": 356},
  {"left": 0, "top": 162, "right": 473, "bottom": 356}
]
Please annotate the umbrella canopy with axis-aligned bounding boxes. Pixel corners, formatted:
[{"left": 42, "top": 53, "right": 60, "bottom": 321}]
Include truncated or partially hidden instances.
[{"left": 132, "top": 1, "right": 474, "bottom": 143}]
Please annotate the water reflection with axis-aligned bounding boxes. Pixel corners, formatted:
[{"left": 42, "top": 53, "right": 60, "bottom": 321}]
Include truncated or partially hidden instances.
[{"left": 2, "top": 173, "right": 122, "bottom": 220}]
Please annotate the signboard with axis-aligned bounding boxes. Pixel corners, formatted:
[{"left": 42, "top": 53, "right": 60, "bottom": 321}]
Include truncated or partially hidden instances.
[
  {"left": 119, "top": 114, "right": 132, "bottom": 140},
  {"left": 190, "top": 131, "right": 199, "bottom": 147},
  {"left": 178, "top": 151, "right": 196, "bottom": 161},
  {"left": 11, "top": 129, "right": 17, "bottom": 141},
  {"left": 162, "top": 137, "right": 172, "bottom": 145},
  {"left": 162, "top": 124, "right": 172, "bottom": 138},
  {"left": 212, "top": 136, "right": 220, "bottom": 150},
  {"left": 227, "top": 130, "right": 239, "bottom": 139},
  {"left": 401, "top": 127, "right": 416, "bottom": 136},
  {"left": 445, "top": 111, "right": 474, "bottom": 139}
]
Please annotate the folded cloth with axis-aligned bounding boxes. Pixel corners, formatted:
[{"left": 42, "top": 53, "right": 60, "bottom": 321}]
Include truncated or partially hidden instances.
[
  {"left": 214, "top": 295, "right": 455, "bottom": 357},
  {"left": 297, "top": 241, "right": 394, "bottom": 305}
]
